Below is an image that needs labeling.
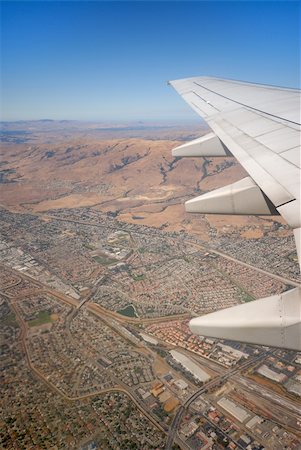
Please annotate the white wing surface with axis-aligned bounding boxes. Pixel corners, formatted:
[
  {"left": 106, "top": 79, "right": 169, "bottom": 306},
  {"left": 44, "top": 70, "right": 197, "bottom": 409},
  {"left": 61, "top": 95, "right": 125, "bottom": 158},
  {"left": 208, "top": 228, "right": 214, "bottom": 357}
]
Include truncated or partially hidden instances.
[{"left": 169, "top": 76, "right": 301, "bottom": 351}]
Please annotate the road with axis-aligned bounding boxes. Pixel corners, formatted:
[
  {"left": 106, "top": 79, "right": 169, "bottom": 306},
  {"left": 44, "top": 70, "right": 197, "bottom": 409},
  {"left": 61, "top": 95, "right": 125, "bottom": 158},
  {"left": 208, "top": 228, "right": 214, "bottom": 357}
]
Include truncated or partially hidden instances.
[
  {"left": 45, "top": 214, "right": 301, "bottom": 288},
  {"left": 4, "top": 285, "right": 167, "bottom": 436},
  {"left": 2, "top": 263, "right": 190, "bottom": 325},
  {"left": 2, "top": 212, "right": 300, "bottom": 449},
  {"left": 165, "top": 350, "right": 271, "bottom": 450},
  {"left": 88, "top": 301, "right": 190, "bottom": 324},
  {"left": 200, "top": 413, "right": 246, "bottom": 450},
  {"left": 191, "top": 242, "right": 301, "bottom": 288}
]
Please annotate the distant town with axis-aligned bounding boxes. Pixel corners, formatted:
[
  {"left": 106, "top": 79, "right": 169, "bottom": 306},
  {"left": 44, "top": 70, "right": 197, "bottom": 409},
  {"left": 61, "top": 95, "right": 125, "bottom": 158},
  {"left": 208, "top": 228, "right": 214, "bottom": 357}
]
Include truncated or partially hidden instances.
[
  {"left": 2, "top": 0, "right": 300, "bottom": 445},
  {"left": 1, "top": 206, "right": 300, "bottom": 449}
]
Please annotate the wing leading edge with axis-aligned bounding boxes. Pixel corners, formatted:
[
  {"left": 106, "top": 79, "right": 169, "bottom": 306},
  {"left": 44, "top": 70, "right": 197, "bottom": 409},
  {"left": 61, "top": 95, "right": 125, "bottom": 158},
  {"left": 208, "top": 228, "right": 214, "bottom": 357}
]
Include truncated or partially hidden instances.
[{"left": 169, "top": 76, "right": 301, "bottom": 351}]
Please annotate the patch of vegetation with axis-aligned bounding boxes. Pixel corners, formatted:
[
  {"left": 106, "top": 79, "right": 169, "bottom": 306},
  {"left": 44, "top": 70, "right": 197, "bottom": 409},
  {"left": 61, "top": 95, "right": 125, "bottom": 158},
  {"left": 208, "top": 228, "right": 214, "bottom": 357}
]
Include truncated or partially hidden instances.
[
  {"left": 287, "top": 252, "right": 298, "bottom": 263},
  {"left": 131, "top": 273, "right": 145, "bottom": 281},
  {"left": 137, "top": 247, "right": 146, "bottom": 254},
  {"left": 92, "top": 255, "right": 117, "bottom": 266},
  {"left": 1, "top": 313, "right": 18, "bottom": 328},
  {"left": 156, "top": 348, "right": 168, "bottom": 358},
  {"left": 240, "top": 291, "right": 254, "bottom": 303},
  {"left": 84, "top": 243, "right": 96, "bottom": 250},
  {"left": 153, "top": 405, "right": 168, "bottom": 421},
  {"left": 117, "top": 305, "right": 138, "bottom": 318},
  {"left": 28, "top": 310, "right": 52, "bottom": 327}
]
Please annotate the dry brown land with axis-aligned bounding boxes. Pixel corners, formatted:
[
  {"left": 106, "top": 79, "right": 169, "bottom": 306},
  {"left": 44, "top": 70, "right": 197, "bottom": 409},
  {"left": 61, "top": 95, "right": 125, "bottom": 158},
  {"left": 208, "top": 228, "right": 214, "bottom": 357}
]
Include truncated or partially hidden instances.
[{"left": 0, "top": 123, "right": 288, "bottom": 240}]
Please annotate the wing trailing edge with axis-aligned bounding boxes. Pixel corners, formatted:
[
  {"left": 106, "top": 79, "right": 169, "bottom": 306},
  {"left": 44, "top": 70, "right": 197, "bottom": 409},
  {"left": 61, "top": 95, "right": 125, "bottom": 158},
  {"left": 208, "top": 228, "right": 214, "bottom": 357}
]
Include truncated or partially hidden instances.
[
  {"left": 189, "top": 288, "right": 301, "bottom": 351},
  {"left": 172, "top": 132, "right": 231, "bottom": 157},
  {"left": 185, "top": 176, "right": 278, "bottom": 216},
  {"left": 168, "top": 76, "right": 301, "bottom": 350}
]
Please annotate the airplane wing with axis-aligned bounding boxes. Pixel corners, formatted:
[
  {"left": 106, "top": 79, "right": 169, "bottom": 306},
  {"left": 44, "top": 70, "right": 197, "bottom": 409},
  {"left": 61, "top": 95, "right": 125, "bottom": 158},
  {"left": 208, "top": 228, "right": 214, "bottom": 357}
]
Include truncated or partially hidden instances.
[{"left": 169, "top": 76, "right": 301, "bottom": 351}]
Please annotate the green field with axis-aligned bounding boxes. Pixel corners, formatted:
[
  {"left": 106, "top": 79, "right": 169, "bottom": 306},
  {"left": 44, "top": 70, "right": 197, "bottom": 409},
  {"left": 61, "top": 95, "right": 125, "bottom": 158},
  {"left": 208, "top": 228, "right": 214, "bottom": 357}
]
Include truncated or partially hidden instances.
[
  {"left": 28, "top": 310, "right": 52, "bottom": 327},
  {"left": 131, "top": 273, "right": 145, "bottom": 281},
  {"left": 117, "top": 305, "right": 138, "bottom": 318},
  {"left": 92, "top": 255, "right": 118, "bottom": 266}
]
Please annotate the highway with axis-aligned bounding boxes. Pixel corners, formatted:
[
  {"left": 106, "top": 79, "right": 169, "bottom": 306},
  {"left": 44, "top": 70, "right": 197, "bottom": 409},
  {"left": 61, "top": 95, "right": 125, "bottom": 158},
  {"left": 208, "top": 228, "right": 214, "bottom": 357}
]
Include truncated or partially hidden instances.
[
  {"left": 2, "top": 228, "right": 300, "bottom": 450},
  {"left": 3, "top": 277, "right": 167, "bottom": 437},
  {"left": 191, "top": 242, "right": 301, "bottom": 288},
  {"left": 165, "top": 350, "right": 271, "bottom": 450},
  {"left": 45, "top": 214, "right": 300, "bottom": 288}
]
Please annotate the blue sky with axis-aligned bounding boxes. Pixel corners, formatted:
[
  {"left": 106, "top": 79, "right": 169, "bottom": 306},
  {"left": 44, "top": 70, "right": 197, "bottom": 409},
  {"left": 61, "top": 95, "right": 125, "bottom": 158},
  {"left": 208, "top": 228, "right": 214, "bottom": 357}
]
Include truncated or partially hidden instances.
[{"left": 1, "top": 1, "right": 300, "bottom": 121}]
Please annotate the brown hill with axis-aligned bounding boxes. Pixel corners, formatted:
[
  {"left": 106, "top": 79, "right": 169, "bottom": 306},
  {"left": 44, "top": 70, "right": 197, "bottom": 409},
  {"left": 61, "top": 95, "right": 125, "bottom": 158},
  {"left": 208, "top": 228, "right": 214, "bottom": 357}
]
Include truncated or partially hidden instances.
[{"left": 0, "top": 130, "right": 287, "bottom": 240}]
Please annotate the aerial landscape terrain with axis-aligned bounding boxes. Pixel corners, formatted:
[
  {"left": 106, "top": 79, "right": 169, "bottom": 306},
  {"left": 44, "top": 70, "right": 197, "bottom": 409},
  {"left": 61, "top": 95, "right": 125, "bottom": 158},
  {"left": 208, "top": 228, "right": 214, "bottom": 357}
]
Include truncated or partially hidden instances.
[
  {"left": 2, "top": 0, "right": 300, "bottom": 446},
  {"left": 0, "top": 122, "right": 300, "bottom": 450}
]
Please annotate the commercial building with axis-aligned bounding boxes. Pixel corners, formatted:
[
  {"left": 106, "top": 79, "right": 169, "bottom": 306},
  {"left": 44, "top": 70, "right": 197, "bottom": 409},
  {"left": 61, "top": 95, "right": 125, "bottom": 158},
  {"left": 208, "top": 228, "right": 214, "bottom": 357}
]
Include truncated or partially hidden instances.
[{"left": 217, "top": 397, "right": 250, "bottom": 423}]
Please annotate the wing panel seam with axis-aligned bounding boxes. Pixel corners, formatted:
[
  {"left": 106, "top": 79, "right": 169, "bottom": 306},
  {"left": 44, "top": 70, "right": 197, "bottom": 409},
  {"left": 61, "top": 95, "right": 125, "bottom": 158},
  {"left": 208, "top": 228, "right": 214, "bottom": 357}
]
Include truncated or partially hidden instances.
[{"left": 193, "top": 82, "right": 301, "bottom": 126}]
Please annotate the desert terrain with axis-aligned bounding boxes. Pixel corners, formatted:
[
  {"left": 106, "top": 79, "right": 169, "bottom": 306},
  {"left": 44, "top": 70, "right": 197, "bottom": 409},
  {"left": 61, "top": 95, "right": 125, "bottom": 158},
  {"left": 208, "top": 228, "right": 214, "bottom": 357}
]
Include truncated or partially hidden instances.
[
  {"left": 1, "top": 122, "right": 300, "bottom": 450},
  {"left": 0, "top": 120, "right": 289, "bottom": 241}
]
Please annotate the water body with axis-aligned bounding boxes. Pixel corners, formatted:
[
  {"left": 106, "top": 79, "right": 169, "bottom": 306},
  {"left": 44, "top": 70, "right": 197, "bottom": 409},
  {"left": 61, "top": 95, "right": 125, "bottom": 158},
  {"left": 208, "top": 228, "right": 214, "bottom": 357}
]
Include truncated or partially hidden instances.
[{"left": 117, "top": 304, "right": 138, "bottom": 318}]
